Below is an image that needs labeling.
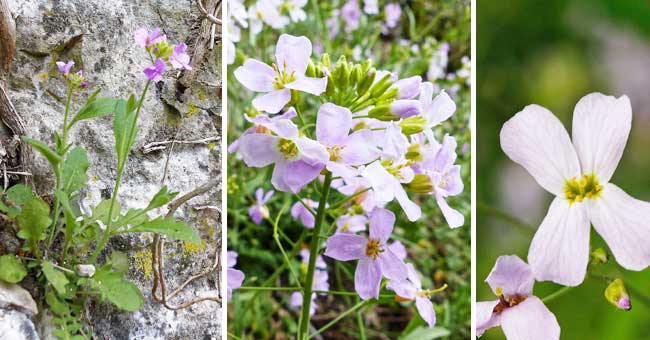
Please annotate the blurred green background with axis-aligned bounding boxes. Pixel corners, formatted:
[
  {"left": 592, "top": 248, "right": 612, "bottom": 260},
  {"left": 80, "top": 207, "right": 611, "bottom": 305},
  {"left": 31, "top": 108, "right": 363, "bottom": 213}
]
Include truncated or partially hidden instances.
[{"left": 478, "top": 0, "right": 650, "bottom": 339}]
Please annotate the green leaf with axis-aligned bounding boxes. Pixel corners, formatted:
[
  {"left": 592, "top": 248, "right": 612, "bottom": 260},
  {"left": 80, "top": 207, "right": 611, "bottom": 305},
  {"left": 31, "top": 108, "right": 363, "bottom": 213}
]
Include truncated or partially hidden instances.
[
  {"left": 22, "top": 137, "right": 63, "bottom": 170},
  {"left": 0, "top": 255, "right": 27, "bottom": 283},
  {"left": 109, "top": 251, "right": 129, "bottom": 274},
  {"left": 113, "top": 95, "right": 138, "bottom": 170},
  {"left": 128, "top": 217, "right": 201, "bottom": 244},
  {"left": 91, "top": 269, "right": 143, "bottom": 312},
  {"left": 399, "top": 327, "right": 450, "bottom": 340},
  {"left": 69, "top": 97, "right": 122, "bottom": 128},
  {"left": 45, "top": 290, "right": 70, "bottom": 316},
  {"left": 146, "top": 186, "right": 178, "bottom": 210},
  {"left": 1, "top": 184, "right": 34, "bottom": 217},
  {"left": 91, "top": 199, "right": 121, "bottom": 225},
  {"left": 16, "top": 197, "right": 51, "bottom": 247},
  {"left": 62, "top": 147, "right": 89, "bottom": 194},
  {"left": 41, "top": 262, "right": 71, "bottom": 297},
  {"left": 55, "top": 190, "right": 78, "bottom": 240}
]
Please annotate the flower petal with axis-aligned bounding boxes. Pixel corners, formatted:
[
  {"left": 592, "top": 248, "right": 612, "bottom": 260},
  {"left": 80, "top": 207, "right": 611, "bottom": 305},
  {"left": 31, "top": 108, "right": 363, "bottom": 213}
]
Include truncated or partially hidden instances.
[
  {"left": 589, "top": 183, "right": 650, "bottom": 271},
  {"left": 415, "top": 297, "right": 436, "bottom": 328},
  {"left": 283, "top": 160, "right": 325, "bottom": 193},
  {"left": 341, "top": 129, "right": 381, "bottom": 165},
  {"left": 435, "top": 192, "right": 464, "bottom": 228},
  {"left": 425, "top": 90, "right": 456, "bottom": 127},
  {"left": 324, "top": 233, "right": 368, "bottom": 261},
  {"left": 476, "top": 300, "right": 501, "bottom": 337},
  {"left": 377, "top": 248, "right": 408, "bottom": 281},
  {"left": 234, "top": 59, "right": 277, "bottom": 92},
  {"left": 500, "top": 104, "right": 580, "bottom": 196},
  {"left": 386, "top": 278, "right": 416, "bottom": 299},
  {"left": 275, "top": 34, "right": 312, "bottom": 75},
  {"left": 252, "top": 89, "right": 292, "bottom": 113},
  {"left": 501, "top": 296, "right": 560, "bottom": 340},
  {"left": 285, "top": 76, "right": 328, "bottom": 96},
  {"left": 316, "top": 103, "right": 353, "bottom": 146},
  {"left": 271, "top": 161, "right": 292, "bottom": 192},
  {"left": 485, "top": 255, "right": 534, "bottom": 297},
  {"left": 394, "top": 183, "right": 422, "bottom": 221},
  {"left": 572, "top": 93, "right": 631, "bottom": 183},
  {"left": 295, "top": 137, "right": 329, "bottom": 165},
  {"left": 528, "top": 198, "right": 590, "bottom": 286},
  {"left": 355, "top": 258, "right": 382, "bottom": 300},
  {"left": 361, "top": 161, "right": 397, "bottom": 202},
  {"left": 369, "top": 208, "right": 395, "bottom": 243},
  {"left": 237, "top": 134, "right": 281, "bottom": 167}
]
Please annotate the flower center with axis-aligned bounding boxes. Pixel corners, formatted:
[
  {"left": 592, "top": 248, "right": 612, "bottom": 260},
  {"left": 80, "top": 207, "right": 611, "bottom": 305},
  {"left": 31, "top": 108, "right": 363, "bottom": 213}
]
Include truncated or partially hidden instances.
[
  {"left": 277, "top": 138, "right": 299, "bottom": 159},
  {"left": 564, "top": 173, "right": 603, "bottom": 203},
  {"left": 405, "top": 144, "right": 423, "bottom": 162},
  {"left": 328, "top": 145, "right": 344, "bottom": 162},
  {"left": 381, "top": 159, "right": 409, "bottom": 179},
  {"left": 493, "top": 290, "right": 527, "bottom": 314},
  {"left": 365, "top": 239, "right": 383, "bottom": 259},
  {"left": 272, "top": 63, "right": 297, "bottom": 90}
]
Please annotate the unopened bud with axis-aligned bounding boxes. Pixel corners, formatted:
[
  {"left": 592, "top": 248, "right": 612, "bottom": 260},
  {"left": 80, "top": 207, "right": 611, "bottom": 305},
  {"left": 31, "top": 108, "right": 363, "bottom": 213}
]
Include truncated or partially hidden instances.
[
  {"left": 591, "top": 248, "right": 609, "bottom": 265},
  {"left": 605, "top": 278, "right": 631, "bottom": 311},
  {"left": 356, "top": 69, "right": 376, "bottom": 95},
  {"left": 393, "top": 76, "right": 422, "bottom": 99},
  {"left": 321, "top": 53, "right": 331, "bottom": 69},
  {"left": 368, "top": 105, "right": 400, "bottom": 121},
  {"left": 400, "top": 116, "right": 428, "bottom": 135},
  {"left": 369, "top": 73, "right": 393, "bottom": 97},
  {"left": 306, "top": 60, "right": 316, "bottom": 77},
  {"left": 406, "top": 174, "right": 433, "bottom": 194},
  {"left": 390, "top": 100, "right": 422, "bottom": 119}
]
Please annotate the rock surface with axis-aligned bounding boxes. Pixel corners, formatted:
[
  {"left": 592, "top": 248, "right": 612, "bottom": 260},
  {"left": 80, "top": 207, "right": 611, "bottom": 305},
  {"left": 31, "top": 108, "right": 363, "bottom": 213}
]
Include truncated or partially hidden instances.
[
  {"left": 5, "top": 0, "right": 222, "bottom": 339},
  {"left": 0, "top": 308, "right": 39, "bottom": 340}
]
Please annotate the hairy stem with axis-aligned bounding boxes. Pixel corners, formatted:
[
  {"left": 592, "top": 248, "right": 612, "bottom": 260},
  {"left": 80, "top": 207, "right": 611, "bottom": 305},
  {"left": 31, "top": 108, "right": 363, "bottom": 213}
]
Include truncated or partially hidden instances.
[{"left": 297, "top": 172, "right": 332, "bottom": 339}]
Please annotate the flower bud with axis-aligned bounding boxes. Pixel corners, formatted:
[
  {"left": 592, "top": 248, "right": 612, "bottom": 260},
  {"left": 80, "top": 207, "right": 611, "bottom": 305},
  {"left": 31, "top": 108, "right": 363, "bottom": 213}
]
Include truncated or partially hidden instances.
[
  {"left": 306, "top": 60, "right": 316, "bottom": 77},
  {"left": 590, "top": 248, "right": 609, "bottom": 265},
  {"left": 356, "top": 69, "right": 376, "bottom": 96},
  {"left": 321, "top": 53, "right": 331, "bottom": 69},
  {"left": 393, "top": 76, "right": 422, "bottom": 99},
  {"left": 604, "top": 278, "right": 631, "bottom": 311},
  {"left": 368, "top": 105, "right": 400, "bottom": 121},
  {"left": 369, "top": 73, "right": 393, "bottom": 97},
  {"left": 76, "top": 264, "right": 96, "bottom": 277},
  {"left": 399, "top": 116, "right": 428, "bottom": 135},
  {"left": 390, "top": 100, "right": 422, "bottom": 119},
  {"left": 406, "top": 174, "right": 433, "bottom": 194},
  {"left": 405, "top": 144, "right": 424, "bottom": 162}
]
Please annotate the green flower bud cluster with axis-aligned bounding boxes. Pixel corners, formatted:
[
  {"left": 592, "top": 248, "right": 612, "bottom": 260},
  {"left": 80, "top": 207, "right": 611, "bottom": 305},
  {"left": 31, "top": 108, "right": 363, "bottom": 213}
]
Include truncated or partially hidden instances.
[
  {"left": 407, "top": 174, "right": 434, "bottom": 194},
  {"left": 307, "top": 54, "right": 398, "bottom": 112},
  {"left": 151, "top": 41, "right": 174, "bottom": 60}
]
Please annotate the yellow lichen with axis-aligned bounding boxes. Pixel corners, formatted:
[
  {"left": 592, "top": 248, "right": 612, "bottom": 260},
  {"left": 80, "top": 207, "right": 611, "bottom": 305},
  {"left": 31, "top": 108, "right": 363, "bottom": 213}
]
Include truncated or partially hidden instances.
[
  {"left": 182, "top": 240, "right": 207, "bottom": 259},
  {"left": 133, "top": 249, "right": 153, "bottom": 280},
  {"left": 187, "top": 102, "right": 200, "bottom": 118}
]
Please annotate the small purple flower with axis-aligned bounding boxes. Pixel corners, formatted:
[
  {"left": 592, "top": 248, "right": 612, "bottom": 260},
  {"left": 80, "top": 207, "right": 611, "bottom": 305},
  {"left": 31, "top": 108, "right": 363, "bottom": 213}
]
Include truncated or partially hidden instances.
[
  {"left": 234, "top": 34, "right": 328, "bottom": 113},
  {"left": 227, "top": 251, "right": 245, "bottom": 301},
  {"left": 299, "top": 248, "right": 327, "bottom": 270},
  {"left": 421, "top": 135, "right": 464, "bottom": 228},
  {"left": 342, "top": 0, "right": 361, "bottom": 32},
  {"left": 291, "top": 199, "right": 319, "bottom": 228},
  {"left": 477, "top": 255, "right": 560, "bottom": 339},
  {"left": 249, "top": 188, "right": 274, "bottom": 225},
  {"left": 387, "top": 263, "right": 437, "bottom": 328},
  {"left": 388, "top": 240, "right": 407, "bottom": 261},
  {"left": 335, "top": 214, "right": 367, "bottom": 234},
  {"left": 384, "top": 3, "right": 402, "bottom": 29},
  {"left": 419, "top": 83, "right": 456, "bottom": 129},
  {"left": 56, "top": 60, "right": 74, "bottom": 75},
  {"left": 324, "top": 208, "right": 408, "bottom": 299},
  {"left": 134, "top": 27, "right": 167, "bottom": 48},
  {"left": 236, "top": 108, "right": 329, "bottom": 193},
  {"left": 363, "top": 0, "right": 379, "bottom": 14},
  {"left": 143, "top": 58, "right": 166, "bottom": 82},
  {"left": 169, "top": 43, "right": 193, "bottom": 70},
  {"left": 316, "top": 103, "right": 380, "bottom": 180}
]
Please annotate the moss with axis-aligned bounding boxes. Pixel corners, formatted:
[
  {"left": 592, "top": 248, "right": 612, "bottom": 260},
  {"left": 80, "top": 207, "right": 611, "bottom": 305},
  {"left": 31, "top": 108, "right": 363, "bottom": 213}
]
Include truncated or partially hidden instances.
[
  {"left": 207, "top": 142, "right": 216, "bottom": 150},
  {"left": 186, "top": 102, "right": 200, "bottom": 118},
  {"left": 132, "top": 249, "right": 153, "bottom": 280},
  {"left": 197, "top": 88, "right": 207, "bottom": 101}
]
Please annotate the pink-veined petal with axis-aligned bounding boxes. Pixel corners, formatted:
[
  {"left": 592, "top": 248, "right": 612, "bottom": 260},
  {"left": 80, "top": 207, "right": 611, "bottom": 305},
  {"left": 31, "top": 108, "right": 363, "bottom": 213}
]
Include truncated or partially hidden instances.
[
  {"left": 233, "top": 59, "right": 276, "bottom": 92},
  {"left": 528, "top": 198, "right": 590, "bottom": 286},
  {"left": 485, "top": 255, "right": 534, "bottom": 297},
  {"left": 572, "top": 93, "right": 631, "bottom": 183},
  {"left": 500, "top": 104, "right": 580, "bottom": 196},
  {"left": 324, "top": 233, "right": 368, "bottom": 261},
  {"left": 355, "top": 258, "right": 382, "bottom": 300},
  {"left": 589, "top": 183, "right": 650, "bottom": 271},
  {"left": 252, "top": 89, "right": 292, "bottom": 113},
  {"left": 501, "top": 296, "right": 560, "bottom": 340}
]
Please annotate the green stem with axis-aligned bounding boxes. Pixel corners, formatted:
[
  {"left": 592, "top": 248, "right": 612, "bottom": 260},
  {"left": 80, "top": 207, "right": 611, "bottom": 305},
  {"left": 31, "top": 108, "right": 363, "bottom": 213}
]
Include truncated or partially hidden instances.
[
  {"left": 477, "top": 201, "right": 533, "bottom": 231},
  {"left": 356, "top": 308, "right": 367, "bottom": 340},
  {"left": 307, "top": 300, "right": 369, "bottom": 339},
  {"left": 541, "top": 286, "right": 573, "bottom": 303},
  {"left": 271, "top": 203, "right": 301, "bottom": 288},
  {"left": 48, "top": 87, "right": 74, "bottom": 247},
  {"left": 89, "top": 80, "right": 150, "bottom": 263},
  {"left": 298, "top": 172, "right": 332, "bottom": 339}
]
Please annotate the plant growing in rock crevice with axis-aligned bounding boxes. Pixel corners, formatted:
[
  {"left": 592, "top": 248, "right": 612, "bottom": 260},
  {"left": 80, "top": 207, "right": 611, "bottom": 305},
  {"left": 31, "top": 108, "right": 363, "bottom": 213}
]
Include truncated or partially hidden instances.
[{"left": 0, "top": 28, "right": 202, "bottom": 340}]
